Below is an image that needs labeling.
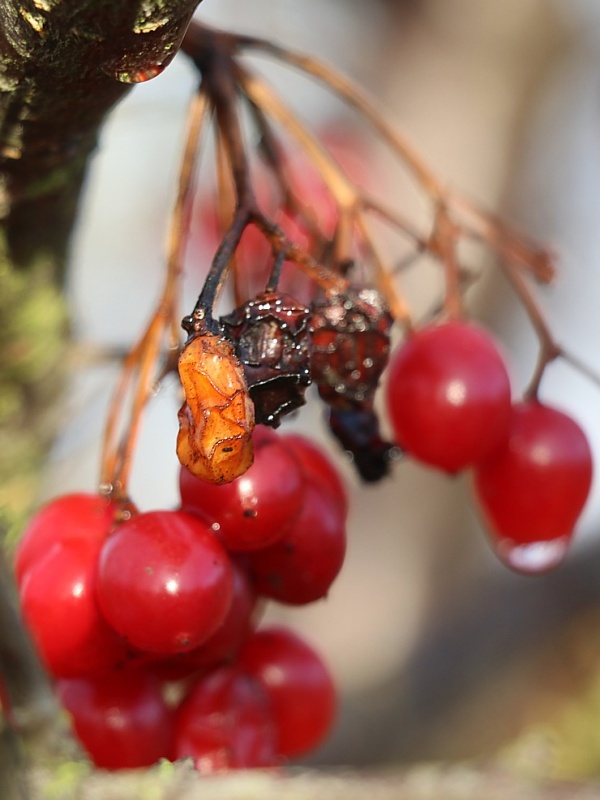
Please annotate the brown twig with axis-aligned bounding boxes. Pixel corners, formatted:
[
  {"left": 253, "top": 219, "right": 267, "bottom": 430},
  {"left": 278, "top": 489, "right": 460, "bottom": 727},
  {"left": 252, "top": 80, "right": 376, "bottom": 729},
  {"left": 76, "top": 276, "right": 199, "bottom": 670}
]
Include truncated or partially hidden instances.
[
  {"left": 499, "top": 259, "right": 560, "bottom": 398},
  {"left": 225, "top": 27, "right": 557, "bottom": 286},
  {"left": 100, "top": 86, "right": 210, "bottom": 500}
]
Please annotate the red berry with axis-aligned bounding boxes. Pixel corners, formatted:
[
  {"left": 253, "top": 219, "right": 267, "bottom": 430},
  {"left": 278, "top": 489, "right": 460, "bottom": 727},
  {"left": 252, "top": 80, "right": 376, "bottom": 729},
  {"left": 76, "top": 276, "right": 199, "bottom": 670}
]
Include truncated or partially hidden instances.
[
  {"left": 473, "top": 400, "right": 593, "bottom": 573},
  {"left": 173, "top": 666, "right": 276, "bottom": 771},
  {"left": 19, "top": 537, "right": 129, "bottom": 678},
  {"left": 245, "top": 482, "right": 346, "bottom": 605},
  {"left": 15, "top": 493, "right": 116, "bottom": 587},
  {"left": 140, "top": 560, "right": 258, "bottom": 681},
  {"left": 240, "top": 626, "right": 336, "bottom": 758},
  {"left": 180, "top": 427, "right": 304, "bottom": 551},
  {"left": 96, "top": 510, "right": 233, "bottom": 654},
  {"left": 57, "top": 670, "right": 172, "bottom": 769},
  {"left": 386, "top": 320, "right": 512, "bottom": 473},
  {"left": 281, "top": 433, "right": 348, "bottom": 517}
]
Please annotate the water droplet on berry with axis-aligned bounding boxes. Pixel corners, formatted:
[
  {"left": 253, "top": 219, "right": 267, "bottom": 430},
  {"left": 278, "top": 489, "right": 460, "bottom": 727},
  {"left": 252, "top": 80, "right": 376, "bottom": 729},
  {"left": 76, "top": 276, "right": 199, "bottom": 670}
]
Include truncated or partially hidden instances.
[{"left": 494, "top": 537, "right": 570, "bottom": 575}]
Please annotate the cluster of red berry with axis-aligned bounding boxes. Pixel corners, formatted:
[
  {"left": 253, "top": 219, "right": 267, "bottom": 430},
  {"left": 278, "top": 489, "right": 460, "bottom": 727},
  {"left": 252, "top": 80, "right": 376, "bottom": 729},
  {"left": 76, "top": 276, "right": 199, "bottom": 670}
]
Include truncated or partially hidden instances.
[
  {"left": 12, "top": 21, "right": 596, "bottom": 779},
  {"left": 14, "top": 427, "right": 345, "bottom": 770},
  {"left": 385, "top": 318, "right": 593, "bottom": 573}
]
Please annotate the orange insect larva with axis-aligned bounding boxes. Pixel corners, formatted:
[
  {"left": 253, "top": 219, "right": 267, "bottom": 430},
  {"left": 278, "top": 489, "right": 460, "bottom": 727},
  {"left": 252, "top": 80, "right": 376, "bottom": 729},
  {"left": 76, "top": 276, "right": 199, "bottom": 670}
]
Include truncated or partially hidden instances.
[{"left": 176, "top": 332, "right": 255, "bottom": 484}]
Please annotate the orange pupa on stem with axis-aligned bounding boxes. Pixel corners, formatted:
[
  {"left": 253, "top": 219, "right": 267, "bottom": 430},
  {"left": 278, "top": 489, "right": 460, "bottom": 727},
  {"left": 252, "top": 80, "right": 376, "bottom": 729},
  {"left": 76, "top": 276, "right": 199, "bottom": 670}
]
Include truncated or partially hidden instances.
[{"left": 176, "top": 331, "right": 255, "bottom": 484}]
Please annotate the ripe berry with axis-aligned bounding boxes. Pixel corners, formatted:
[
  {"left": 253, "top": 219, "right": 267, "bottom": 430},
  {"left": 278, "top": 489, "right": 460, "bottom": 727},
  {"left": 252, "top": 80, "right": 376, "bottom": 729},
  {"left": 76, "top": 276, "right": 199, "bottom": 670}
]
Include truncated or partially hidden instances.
[
  {"left": 20, "top": 537, "right": 129, "bottom": 678},
  {"left": 386, "top": 320, "right": 512, "bottom": 473},
  {"left": 139, "top": 560, "right": 258, "bottom": 681},
  {"left": 14, "top": 493, "right": 116, "bottom": 587},
  {"left": 96, "top": 510, "right": 233, "bottom": 654},
  {"left": 57, "top": 670, "right": 173, "bottom": 769},
  {"left": 282, "top": 432, "right": 348, "bottom": 518},
  {"left": 180, "top": 426, "right": 305, "bottom": 551},
  {"left": 244, "top": 481, "right": 346, "bottom": 605},
  {"left": 473, "top": 400, "right": 593, "bottom": 573},
  {"left": 173, "top": 665, "right": 276, "bottom": 771},
  {"left": 239, "top": 626, "right": 337, "bottom": 757}
]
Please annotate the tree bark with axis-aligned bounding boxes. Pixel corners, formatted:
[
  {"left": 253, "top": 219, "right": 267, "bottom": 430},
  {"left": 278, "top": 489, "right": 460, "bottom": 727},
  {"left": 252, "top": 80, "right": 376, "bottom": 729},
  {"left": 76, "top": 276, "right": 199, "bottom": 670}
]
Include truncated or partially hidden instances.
[{"left": 0, "top": 0, "right": 201, "bottom": 270}]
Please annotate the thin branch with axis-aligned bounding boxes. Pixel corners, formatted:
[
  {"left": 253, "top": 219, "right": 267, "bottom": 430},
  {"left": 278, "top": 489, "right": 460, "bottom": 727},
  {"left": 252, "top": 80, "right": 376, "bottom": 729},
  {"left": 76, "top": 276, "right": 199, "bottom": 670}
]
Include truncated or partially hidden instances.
[
  {"left": 226, "top": 28, "right": 556, "bottom": 285},
  {"left": 100, "top": 87, "right": 210, "bottom": 498},
  {"left": 354, "top": 213, "right": 412, "bottom": 328},
  {"left": 500, "top": 260, "right": 560, "bottom": 399},
  {"left": 230, "top": 31, "right": 445, "bottom": 201}
]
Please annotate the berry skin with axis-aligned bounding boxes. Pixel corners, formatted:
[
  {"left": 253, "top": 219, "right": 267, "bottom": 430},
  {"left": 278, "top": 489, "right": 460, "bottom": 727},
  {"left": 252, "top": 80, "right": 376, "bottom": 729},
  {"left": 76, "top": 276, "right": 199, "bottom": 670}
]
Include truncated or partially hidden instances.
[
  {"left": 281, "top": 433, "right": 348, "bottom": 518},
  {"left": 20, "top": 537, "right": 129, "bottom": 678},
  {"left": 14, "top": 493, "right": 116, "bottom": 587},
  {"left": 239, "top": 626, "right": 336, "bottom": 758},
  {"left": 473, "top": 400, "right": 593, "bottom": 572},
  {"left": 57, "top": 670, "right": 173, "bottom": 769},
  {"left": 96, "top": 510, "right": 233, "bottom": 654},
  {"left": 386, "top": 320, "right": 512, "bottom": 473},
  {"left": 138, "top": 560, "right": 258, "bottom": 681},
  {"left": 244, "top": 481, "right": 346, "bottom": 605},
  {"left": 180, "top": 426, "right": 304, "bottom": 551},
  {"left": 173, "top": 665, "right": 276, "bottom": 771}
]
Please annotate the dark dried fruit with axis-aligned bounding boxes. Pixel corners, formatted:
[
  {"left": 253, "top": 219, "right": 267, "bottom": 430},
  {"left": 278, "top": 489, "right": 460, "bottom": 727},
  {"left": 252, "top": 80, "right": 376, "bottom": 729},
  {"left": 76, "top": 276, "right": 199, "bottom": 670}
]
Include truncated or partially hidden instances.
[
  {"left": 328, "top": 406, "right": 399, "bottom": 482},
  {"left": 310, "top": 287, "right": 395, "bottom": 481},
  {"left": 310, "top": 287, "right": 393, "bottom": 409},
  {"left": 220, "top": 292, "right": 312, "bottom": 428}
]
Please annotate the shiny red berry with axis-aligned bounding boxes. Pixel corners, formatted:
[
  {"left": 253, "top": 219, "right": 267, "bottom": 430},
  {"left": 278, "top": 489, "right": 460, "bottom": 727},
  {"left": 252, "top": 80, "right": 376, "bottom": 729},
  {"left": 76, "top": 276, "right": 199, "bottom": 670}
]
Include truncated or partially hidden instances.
[
  {"left": 281, "top": 432, "right": 348, "bottom": 517},
  {"left": 173, "top": 665, "right": 276, "bottom": 771},
  {"left": 180, "top": 426, "right": 305, "bottom": 551},
  {"left": 240, "top": 626, "right": 336, "bottom": 757},
  {"left": 57, "top": 670, "right": 173, "bottom": 769},
  {"left": 20, "top": 537, "right": 129, "bottom": 678},
  {"left": 244, "top": 482, "right": 346, "bottom": 605},
  {"left": 15, "top": 493, "right": 116, "bottom": 587},
  {"left": 139, "top": 560, "right": 258, "bottom": 681},
  {"left": 96, "top": 510, "right": 233, "bottom": 654},
  {"left": 473, "top": 400, "right": 593, "bottom": 573},
  {"left": 386, "top": 320, "right": 512, "bottom": 473}
]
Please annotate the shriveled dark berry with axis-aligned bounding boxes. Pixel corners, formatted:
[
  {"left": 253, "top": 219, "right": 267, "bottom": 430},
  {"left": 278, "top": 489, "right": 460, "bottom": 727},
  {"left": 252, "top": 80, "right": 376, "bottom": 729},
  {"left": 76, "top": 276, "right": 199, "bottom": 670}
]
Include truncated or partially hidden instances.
[
  {"left": 310, "top": 287, "right": 393, "bottom": 409},
  {"left": 220, "top": 292, "right": 312, "bottom": 427},
  {"left": 328, "top": 406, "right": 399, "bottom": 482}
]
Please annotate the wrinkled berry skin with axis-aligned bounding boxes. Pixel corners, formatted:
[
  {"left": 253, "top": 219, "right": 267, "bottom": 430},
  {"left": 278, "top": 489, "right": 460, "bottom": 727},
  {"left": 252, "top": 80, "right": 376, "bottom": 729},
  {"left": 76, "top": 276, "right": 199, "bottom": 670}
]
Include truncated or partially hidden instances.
[
  {"left": 310, "top": 287, "right": 395, "bottom": 481},
  {"left": 310, "top": 287, "right": 393, "bottom": 409},
  {"left": 221, "top": 292, "right": 312, "bottom": 428}
]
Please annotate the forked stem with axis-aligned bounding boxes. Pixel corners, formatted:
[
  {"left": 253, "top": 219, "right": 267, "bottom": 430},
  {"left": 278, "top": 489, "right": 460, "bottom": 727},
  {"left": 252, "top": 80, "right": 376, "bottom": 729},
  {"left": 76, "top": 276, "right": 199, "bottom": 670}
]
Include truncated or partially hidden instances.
[{"left": 226, "top": 26, "right": 557, "bottom": 285}]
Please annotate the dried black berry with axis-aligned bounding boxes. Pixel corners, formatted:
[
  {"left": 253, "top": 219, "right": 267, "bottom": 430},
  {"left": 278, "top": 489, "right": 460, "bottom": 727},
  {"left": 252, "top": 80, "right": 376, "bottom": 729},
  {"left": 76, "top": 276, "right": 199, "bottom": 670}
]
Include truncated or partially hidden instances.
[
  {"left": 328, "top": 406, "right": 400, "bottom": 482},
  {"left": 220, "top": 292, "right": 312, "bottom": 427}
]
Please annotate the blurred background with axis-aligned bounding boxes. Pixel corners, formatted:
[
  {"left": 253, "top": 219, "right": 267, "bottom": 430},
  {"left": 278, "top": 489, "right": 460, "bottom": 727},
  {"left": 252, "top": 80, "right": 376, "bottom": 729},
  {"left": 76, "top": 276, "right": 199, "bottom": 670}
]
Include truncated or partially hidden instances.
[{"left": 36, "top": 0, "right": 600, "bottom": 779}]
